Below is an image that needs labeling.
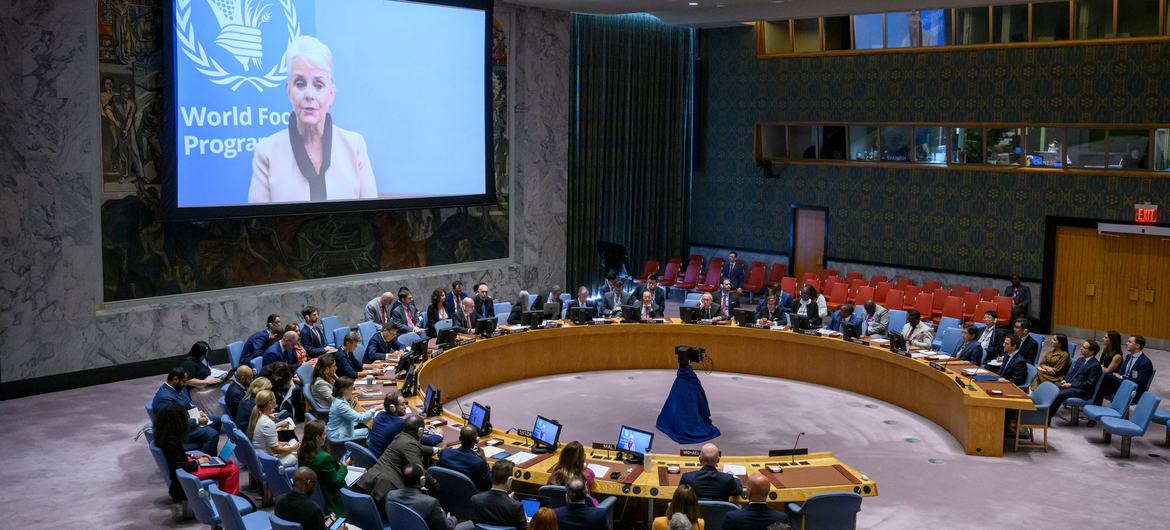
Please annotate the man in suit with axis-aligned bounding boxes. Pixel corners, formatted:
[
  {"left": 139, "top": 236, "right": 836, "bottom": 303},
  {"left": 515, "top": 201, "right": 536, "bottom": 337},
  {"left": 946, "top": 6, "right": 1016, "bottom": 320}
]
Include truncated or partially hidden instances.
[
  {"left": 722, "top": 251, "right": 745, "bottom": 291},
  {"left": 859, "top": 300, "right": 888, "bottom": 338},
  {"left": 755, "top": 293, "right": 786, "bottom": 327},
  {"left": 679, "top": 443, "right": 741, "bottom": 501},
  {"left": 596, "top": 272, "right": 618, "bottom": 300},
  {"left": 554, "top": 477, "right": 609, "bottom": 530},
  {"left": 601, "top": 279, "right": 630, "bottom": 317},
  {"left": 444, "top": 280, "right": 472, "bottom": 316},
  {"left": 1116, "top": 335, "right": 1155, "bottom": 398},
  {"left": 224, "top": 365, "right": 252, "bottom": 419},
  {"left": 533, "top": 285, "right": 565, "bottom": 319},
  {"left": 636, "top": 289, "right": 664, "bottom": 319},
  {"left": 299, "top": 306, "right": 336, "bottom": 359},
  {"left": 335, "top": 331, "right": 379, "bottom": 380},
  {"left": 1003, "top": 275, "right": 1031, "bottom": 320},
  {"left": 722, "top": 474, "right": 789, "bottom": 530},
  {"left": 566, "top": 287, "right": 598, "bottom": 318},
  {"left": 1049, "top": 340, "right": 1103, "bottom": 425},
  {"left": 275, "top": 467, "right": 326, "bottom": 530},
  {"left": 151, "top": 367, "right": 221, "bottom": 455},
  {"left": 355, "top": 414, "right": 439, "bottom": 505},
  {"left": 976, "top": 311, "right": 1008, "bottom": 360},
  {"left": 952, "top": 325, "right": 985, "bottom": 364},
  {"left": 263, "top": 331, "right": 302, "bottom": 368},
  {"left": 902, "top": 309, "right": 934, "bottom": 350},
  {"left": 985, "top": 335, "right": 1028, "bottom": 387},
  {"left": 435, "top": 425, "right": 491, "bottom": 491},
  {"left": 470, "top": 460, "right": 527, "bottom": 529},
  {"left": 636, "top": 275, "right": 668, "bottom": 310},
  {"left": 827, "top": 303, "right": 862, "bottom": 333},
  {"left": 696, "top": 293, "right": 719, "bottom": 321},
  {"left": 1012, "top": 319, "right": 1040, "bottom": 364},
  {"left": 364, "top": 292, "right": 396, "bottom": 330},
  {"left": 385, "top": 463, "right": 455, "bottom": 530},
  {"left": 240, "top": 314, "right": 281, "bottom": 368},
  {"left": 474, "top": 283, "right": 496, "bottom": 321},
  {"left": 713, "top": 278, "right": 739, "bottom": 322},
  {"left": 368, "top": 391, "right": 442, "bottom": 459},
  {"left": 366, "top": 326, "right": 402, "bottom": 362},
  {"left": 391, "top": 288, "right": 426, "bottom": 335},
  {"left": 454, "top": 298, "right": 478, "bottom": 333}
]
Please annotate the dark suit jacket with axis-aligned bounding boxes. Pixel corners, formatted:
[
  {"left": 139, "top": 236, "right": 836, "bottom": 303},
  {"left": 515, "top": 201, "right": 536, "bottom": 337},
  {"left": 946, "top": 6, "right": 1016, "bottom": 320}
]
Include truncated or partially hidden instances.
[
  {"left": 635, "top": 303, "right": 664, "bottom": 319},
  {"left": 991, "top": 352, "right": 1028, "bottom": 386},
  {"left": 224, "top": 379, "right": 247, "bottom": 418},
  {"left": 566, "top": 299, "right": 598, "bottom": 318},
  {"left": 554, "top": 503, "right": 609, "bottom": 530},
  {"left": 755, "top": 303, "right": 785, "bottom": 323},
  {"left": 1017, "top": 335, "right": 1040, "bottom": 365},
  {"left": 275, "top": 490, "right": 326, "bottom": 530},
  {"left": 1003, "top": 284, "right": 1032, "bottom": 311},
  {"left": 635, "top": 285, "right": 667, "bottom": 310},
  {"left": 151, "top": 383, "right": 196, "bottom": 429},
  {"left": 354, "top": 432, "right": 437, "bottom": 505},
  {"left": 722, "top": 503, "right": 789, "bottom": 530},
  {"left": 679, "top": 465, "right": 740, "bottom": 501},
  {"left": 507, "top": 304, "right": 525, "bottom": 325},
  {"left": 953, "top": 341, "right": 985, "bottom": 365},
  {"left": 533, "top": 293, "right": 565, "bottom": 319},
  {"left": 1064, "top": 357, "right": 1102, "bottom": 395},
  {"left": 368, "top": 413, "right": 444, "bottom": 459},
  {"left": 436, "top": 447, "right": 491, "bottom": 491},
  {"left": 262, "top": 342, "right": 298, "bottom": 368},
  {"left": 425, "top": 305, "right": 450, "bottom": 338},
  {"left": 365, "top": 333, "right": 400, "bottom": 362},
  {"left": 976, "top": 325, "right": 1008, "bottom": 360},
  {"left": 386, "top": 487, "right": 454, "bottom": 530},
  {"left": 1119, "top": 352, "right": 1155, "bottom": 396},
  {"left": 723, "top": 261, "right": 745, "bottom": 290},
  {"left": 713, "top": 290, "right": 740, "bottom": 319},
  {"left": 696, "top": 305, "right": 719, "bottom": 321},
  {"left": 391, "top": 303, "right": 422, "bottom": 334},
  {"left": 334, "top": 349, "right": 362, "bottom": 380},
  {"left": 474, "top": 296, "right": 496, "bottom": 320},
  {"left": 470, "top": 489, "right": 528, "bottom": 529},
  {"left": 299, "top": 323, "right": 329, "bottom": 358},
  {"left": 601, "top": 291, "right": 630, "bottom": 315},
  {"left": 451, "top": 305, "right": 476, "bottom": 333},
  {"left": 790, "top": 298, "right": 822, "bottom": 326},
  {"left": 445, "top": 290, "right": 472, "bottom": 316},
  {"left": 240, "top": 329, "right": 272, "bottom": 368}
]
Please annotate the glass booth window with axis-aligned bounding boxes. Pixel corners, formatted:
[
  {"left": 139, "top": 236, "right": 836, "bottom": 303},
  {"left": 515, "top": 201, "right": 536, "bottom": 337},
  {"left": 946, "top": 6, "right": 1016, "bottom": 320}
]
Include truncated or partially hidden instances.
[
  {"left": 824, "top": 16, "right": 851, "bottom": 50},
  {"left": 853, "top": 13, "right": 884, "bottom": 49},
  {"left": 913, "top": 127, "right": 947, "bottom": 163},
  {"left": 794, "top": 18, "right": 820, "bottom": 52},
  {"left": 957, "top": 7, "right": 990, "bottom": 44},
  {"left": 1066, "top": 128, "right": 1108, "bottom": 168},
  {"left": 951, "top": 128, "right": 984, "bottom": 164},
  {"left": 1116, "top": 0, "right": 1160, "bottom": 37},
  {"left": 850, "top": 126, "right": 880, "bottom": 161},
  {"left": 820, "top": 126, "right": 848, "bottom": 160},
  {"left": 1154, "top": 129, "right": 1170, "bottom": 171},
  {"left": 1109, "top": 129, "right": 1150, "bottom": 169},
  {"left": 985, "top": 128, "right": 1023, "bottom": 165},
  {"left": 1075, "top": 0, "right": 1113, "bottom": 39},
  {"left": 993, "top": 4, "right": 1028, "bottom": 43},
  {"left": 762, "top": 20, "right": 793, "bottom": 54},
  {"left": 886, "top": 11, "right": 920, "bottom": 48},
  {"left": 1024, "top": 127, "right": 1065, "bottom": 167},
  {"left": 790, "top": 125, "right": 819, "bottom": 159},
  {"left": 1032, "top": 2, "right": 1071, "bottom": 41},
  {"left": 880, "top": 126, "right": 914, "bottom": 162},
  {"left": 920, "top": 9, "right": 951, "bottom": 46},
  {"left": 759, "top": 125, "right": 788, "bottom": 160}
]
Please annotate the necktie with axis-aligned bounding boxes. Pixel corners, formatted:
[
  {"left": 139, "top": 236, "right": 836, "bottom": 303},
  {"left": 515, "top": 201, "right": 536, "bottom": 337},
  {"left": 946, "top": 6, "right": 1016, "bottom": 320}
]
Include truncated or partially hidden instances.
[
  {"left": 863, "top": 316, "right": 871, "bottom": 335},
  {"left": 1124, "top": 355, "right": 1136, "bottom": 377},
  {"left": 405, "top": 307, "right": 414, "bottom": 327},
  {"left": 311, "top": 326, "right": 321, "bottom": 344},
  {"left": 722, "top": 293, "right": 728, "bottom": 314},
  {"left": 465, "top": 313, "right": 471, "bottom": 328},
  {"left": 642, "top": 305, "right": 649, "bottom": 318},
  {"left": 380, "top": 305, "right": 387, "bottom": 324}
]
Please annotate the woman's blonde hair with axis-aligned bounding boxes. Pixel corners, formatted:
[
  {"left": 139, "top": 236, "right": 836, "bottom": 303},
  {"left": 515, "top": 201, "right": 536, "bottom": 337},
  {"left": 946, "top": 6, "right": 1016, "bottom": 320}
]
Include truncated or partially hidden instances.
[
  {"left": 245, "top": 376, "right": 272, "bottom": 399},
  {"left": 247, "top": 390, "right": 275, "bottom": 439}
]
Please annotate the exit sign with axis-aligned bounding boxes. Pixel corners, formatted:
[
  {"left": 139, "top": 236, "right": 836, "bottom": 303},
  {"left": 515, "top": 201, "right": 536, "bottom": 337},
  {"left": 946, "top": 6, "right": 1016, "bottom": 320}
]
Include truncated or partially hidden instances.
[{"left": 1135, "top": 203, "right": 1159, "bottom": 223}]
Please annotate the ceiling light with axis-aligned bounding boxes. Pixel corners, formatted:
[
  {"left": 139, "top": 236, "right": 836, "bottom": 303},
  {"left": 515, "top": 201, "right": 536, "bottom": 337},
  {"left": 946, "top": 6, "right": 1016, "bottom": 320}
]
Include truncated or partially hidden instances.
[{"left": 689, "top": 2, "right": 699, "bottom": 5}]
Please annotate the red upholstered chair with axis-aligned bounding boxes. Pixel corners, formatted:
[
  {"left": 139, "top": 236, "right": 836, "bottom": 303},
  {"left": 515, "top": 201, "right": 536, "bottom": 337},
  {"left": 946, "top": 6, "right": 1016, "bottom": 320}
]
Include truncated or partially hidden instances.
[
  {"left": 802, "top": 272, "right": 820, "bottom": 282},
  {"left": 961, "top": 292, "right": 981, "bottom": 321},
  {"left": 903, "top": 285, "right": 920, "bottom": 302},
  {"left": 874, "top": 282, "right": 892, "bottom": 306},
  {"left": 895, "top": 278, "right": 915, "bottom": 290},
  {"left": 931, "top": 288, "right": 951, "bottom": 320},
  {"left": 803, "top": 278, "right": 822, "bottom": 294},
  {"left": 633, "top": 260, "right": 659, "bottom": 283},
  {"left": 844, "top": 272, "right": 863, "bottom": 284},
  {"left": 847, "top": 278, "right": 867, "bottom": 297},
  {"left": 689, "top": 254, "right": 704, "bottom": 266},
  {"left": 707, "top": 257, "right": 725, "bottom": 278},
  {"left": 695, "top": 264, "right": 721, "bottom": 293},
  {"left": 884, "top": 289, "right": 905, "bottom": 310},
  {"left": 821, "top": 269, "right": 840, "bottom": 282},
  {"left": 922, "top": 280, "right": 942, "bottom": 293},
  {"left": 659, "top": 260, "right": 680, "bottom": 290},
  {"left": 767, "top": 263, "right": 788, "bottom": 289},
  {"left": 974, "top": 300, "right": 997, "bottom": 322},
  {"left": 852, "top": 285, "right": 874, "bottom": 306},
  {"left": 741, "top": 262, "right": 767, "bottom": 301},
  {"left": 667, "top": 256, "right": 683, "bottom": 263},
  {"left": 979, "top": 287, "right": 999, "bottom": 301},
  {"left": 869, "top": 274, "right": 889, "bottom": 287},
  {"left": 913, "top": 293, "right": 933, "bottom": 319},
  {"left": 674, "top": 261, "right": 701, "bottom": 291},
  {"left": 950, "top": 284, "right": 971, "bottom": 298},
  {"left": 994, "top": 296, "right": 1013, "bottom": 325},
  {"left": 941, "top": 296, "right": 964, "bottom": 322},
  {"left": 826, "top": 282, "right": 848, "bottom": 311},
  {"left": 780, "top": 277, "right": 797, "bottom": 297}
]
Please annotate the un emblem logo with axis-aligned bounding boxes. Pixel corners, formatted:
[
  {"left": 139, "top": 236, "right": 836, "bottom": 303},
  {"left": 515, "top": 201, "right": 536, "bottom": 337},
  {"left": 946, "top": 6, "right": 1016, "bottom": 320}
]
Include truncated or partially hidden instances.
[{"left": 175, "top": 0, "right": 301, "bottom": 91}]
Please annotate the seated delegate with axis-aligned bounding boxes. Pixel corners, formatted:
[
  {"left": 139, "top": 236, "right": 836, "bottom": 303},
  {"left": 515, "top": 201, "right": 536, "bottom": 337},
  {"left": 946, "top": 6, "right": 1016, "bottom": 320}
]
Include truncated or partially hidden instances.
[
  {"left": 326, "top": 377, "right": 375, "bottom": 441},
  {"left": 298, "top": 420, "right": 350, "bottom": 516},
  {"left": 652, "top": 484, "right": 704, "bottom": 530},
  {"left": 554, "top": 477, "right": 609, "bottom": 530},
  {"left": 153, "top": 403, "right": 241, "bottom": 501},
  {"left": 470, "top": 460, "right": 528, "bottom": 529},
  {"left": 151, "top": 367, "right": 221, "bottom": 455},
  {"left": 435, "top": 425, "right": 492, "bottom": 491},
  {"left": 1048, "top": 339, "right": 1103, "bottom": 425},
  {"left": 248, "top": 389, "right": 299, "bottom": 466},
  {"left": 722, "top": 474, "right": 788, "bottom": 530},
  {"left": 679, "top": 443, "right": 740, "bottom": 501},
  {"left": 368, "top": 389, "right": 443, "bottom": 459},
  {"left": 1032, "top": 334, "right": 1070, "bottom": 390}
]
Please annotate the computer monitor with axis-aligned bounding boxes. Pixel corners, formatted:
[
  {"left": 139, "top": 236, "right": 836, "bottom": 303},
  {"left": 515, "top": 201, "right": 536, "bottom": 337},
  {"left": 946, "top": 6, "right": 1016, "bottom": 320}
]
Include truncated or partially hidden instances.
[
  {"left": 732, "top": 308, "right": 756, "bottom": 326},
  {"left": 843, "top": 322, "right": 860, "bottom": 339},
  {"left": 679, "top": 305, "right": 699, "bottom": 324},
  {"left": 530, "top": 415, "right": 561, "bottom": 454},
  {"left": 521, "top": 310, "right": 544, "bottom": 326},
  {"left": 567, "top": 306, "right": 594, "bottom": 325},
  {"left": 620, "top": 305, "right": 641, "bottom": 323},
  {"left": 542, "top": 302, "right": 562, "bottom": 320},
  {"left": 791, "top": 313, "right": 812, "bottom": 330},
  {"left": 437, "top": 327, "right": 458, "bottom": 349},
  {"left": 410, "top": 339, "right": 428, "bottom": 359},
  {"left": 475, "top": 316, "right": 498, "bottom": 335},
  {"left": 468, "top": 401, "right": 490, "bottom": 435},
  {"left": 888, "top": 331, "right": 908, "bottom": 353},
  {"left": 616, "top": 425, "right": 654, "bottom": 464},
  {"left": 423, "top": 384, "right": 439, "bottom": 417}
]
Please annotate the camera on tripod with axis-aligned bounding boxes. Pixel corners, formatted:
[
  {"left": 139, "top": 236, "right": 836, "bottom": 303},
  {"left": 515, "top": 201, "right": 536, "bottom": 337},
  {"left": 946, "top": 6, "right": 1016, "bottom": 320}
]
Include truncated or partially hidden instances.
[{"left": 675, "top": 345, "right": 705, "bottom": 366}]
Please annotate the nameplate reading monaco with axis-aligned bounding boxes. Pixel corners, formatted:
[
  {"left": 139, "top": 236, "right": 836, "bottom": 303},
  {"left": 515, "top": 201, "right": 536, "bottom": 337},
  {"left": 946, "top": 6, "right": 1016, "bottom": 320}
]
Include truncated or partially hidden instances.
[{"left": 679, "top": 449, "right": 701, "bottom": 457}]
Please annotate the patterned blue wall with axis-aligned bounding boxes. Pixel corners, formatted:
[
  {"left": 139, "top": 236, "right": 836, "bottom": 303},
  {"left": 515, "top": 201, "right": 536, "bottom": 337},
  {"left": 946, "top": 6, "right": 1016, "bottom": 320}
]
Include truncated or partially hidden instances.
[{"left": 693, "top": 26, "right": 1170, "bottom": 278}]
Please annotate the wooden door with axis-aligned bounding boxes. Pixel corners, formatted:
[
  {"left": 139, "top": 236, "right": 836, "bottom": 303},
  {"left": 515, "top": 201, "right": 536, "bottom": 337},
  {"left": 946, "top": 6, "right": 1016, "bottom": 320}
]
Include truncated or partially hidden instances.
[
  {"left": 792, "top": 207, "right": 826, "bottom": 279},
  {"left": 1138, "top": 235, "right": 1170, "bottom": 338}
]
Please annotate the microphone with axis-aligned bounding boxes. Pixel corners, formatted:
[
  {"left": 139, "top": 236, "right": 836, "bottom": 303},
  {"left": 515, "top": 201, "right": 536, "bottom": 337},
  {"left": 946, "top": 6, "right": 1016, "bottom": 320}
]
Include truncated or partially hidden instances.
[
  {"left": 450, "top": 397, "right": 468, "bottom": 421},
  {"left": 790, "top": 432, "right": 805, "bottom": 465}
]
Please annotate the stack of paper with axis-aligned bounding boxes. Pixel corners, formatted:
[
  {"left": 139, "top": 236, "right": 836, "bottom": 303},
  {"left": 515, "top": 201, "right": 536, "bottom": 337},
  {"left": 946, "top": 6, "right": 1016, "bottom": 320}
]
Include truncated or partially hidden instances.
[
  {"left": 345, "top": 466, "right": 366, "bottom": 487},
  {"left": 506, "top": 451, "right": 538, "bottom": 465},
  {"left": 586, "top": 463, "right": 611, "bottom": 478},
  {"left": 721, "top": 464, "right": 748, "bottom": 476},
  {"left": 482, "top": 446, "right": 508, "bottom": 460}
]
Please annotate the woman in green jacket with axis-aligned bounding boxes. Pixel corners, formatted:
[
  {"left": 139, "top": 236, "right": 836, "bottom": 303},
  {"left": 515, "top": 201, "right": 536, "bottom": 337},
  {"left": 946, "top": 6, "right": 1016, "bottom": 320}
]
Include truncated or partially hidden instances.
[{"left": 297, "top": 419, "right": 349, "bottom": 515}]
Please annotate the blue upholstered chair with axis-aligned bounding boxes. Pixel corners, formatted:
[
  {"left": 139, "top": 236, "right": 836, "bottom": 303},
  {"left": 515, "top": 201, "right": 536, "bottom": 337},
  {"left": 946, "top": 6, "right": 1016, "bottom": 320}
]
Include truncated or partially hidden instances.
[
  {"left": 256, "top": 451, "right": 294, "bottom": 499},
  {"left": 332, "top": 327, "right": 351, "bottom": 352},
  {"left": 537, "top": 484, "right": 566, "bottom": 508},
  {"left": 493, "top": 302, "right": 512, "bottom": 320},
  {"left": 209, "top": 484, "right": 271, "bottom": 530},
  {"left": 698, "top": 500, "right": 741, "bottom": 530},
  {"left": 1083, "top": 379, "right": 1138, "bottom": 424},
  {"left": 886, "top": 309, "right": 907, "bottom": 339},
  {"left": 932, "top": 318, "right": 961, "bottom": 349},
  {"left": 300, "top": 368, "right": 331, "bottom": 422},
  {"left": 1015, "top": 381, "right": 1059, "bottom": 452},
  {"left": 684, "top": 292, "right": 703, "bottom": 304},
  {"left": 341, "top": 488, "right": 391, "bottom": 530},
  {"left": 250, "top": 356, "right": 263, "bottom": 373},
  {"left": 357, "top": 321, "right": 378, "bottom": 349},
  {"left": 269, "top": 513, "right": 304, "bottom": 530},
  {"left": 430, "top": 466, "right": 479, "bottom": 520},
  {"left": 228, "top": 340, "right": 246, "bottom": 369},
  {"left": 1028, "top": 333, "right": 1046, "bottom": 364},
  {"left": 176, "top": 468, "right": 253, "bottom": 527},
  {"left": 1061, "top": 371, "right": 1105, "bottom": 426},
  {"left": 218, "top": 382, "right": 230, "bottom": 412},
  {"left": 398, "top": 332, "right": 426, "bottom": 348},
  {"left": 283, "top": 467, "right": 328, "bottom": 512},
  {"left": 1152, "top": 408, "right": 1170, "bottom": 446},
  {"left": 1020, "top": 364, "right": 1038, "bottom": 391},
  {"left": 434, "top": 319, "right": 454, "bottom": 335},
  {"left": 936, "top": 327, "right": 963, "bottom": 354},
  {"left": 527, "top": 293, "right": 538, "bottom": 310},
  {"left": 475, "top": 525, "right": 515, "bottom": 530},
  {"left": 321, "top": 315, "right": 342, "bottom": 346},
  {"left": 785, "top": 491, "right": 863, "bottom": 530},
  {"left": 232, "top": 428, "right": 269, "bottom": 502},
  {"left": 345, "top": 440, "right": 379, "bottom": 469},
  {"left": 147, "top": 441, "right": 173, "bottom": 487},
  {"left": 1101, "top": 392, "right": 1162, "bottom": 458},
  {"left": 387, "top": 501, "right": 431, "bottom": 530}
]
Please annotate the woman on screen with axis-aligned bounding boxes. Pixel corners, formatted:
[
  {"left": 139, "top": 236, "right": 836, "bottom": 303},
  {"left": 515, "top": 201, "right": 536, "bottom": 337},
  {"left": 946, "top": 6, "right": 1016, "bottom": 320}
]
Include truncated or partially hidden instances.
[{"left": 250, "top": 36, "right": 378, "bottom": 204}]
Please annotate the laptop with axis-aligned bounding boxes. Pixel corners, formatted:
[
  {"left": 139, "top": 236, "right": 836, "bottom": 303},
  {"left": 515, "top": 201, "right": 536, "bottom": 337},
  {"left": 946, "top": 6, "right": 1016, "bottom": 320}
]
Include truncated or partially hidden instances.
[
  {"left": 516, "top": 494, "right": 548, "bottom": 521},
  {"left": 200, "top": 439, "right": 236, "bottom": 467}
]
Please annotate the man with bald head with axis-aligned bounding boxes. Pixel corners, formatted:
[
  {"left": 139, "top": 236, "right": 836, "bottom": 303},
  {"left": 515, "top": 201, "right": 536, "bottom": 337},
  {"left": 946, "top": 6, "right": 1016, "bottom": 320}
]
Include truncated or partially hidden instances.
[
  {"left": 275, "top": 467, "right": 326, "bottom": 530},
  {"left": 365, "top": 291, "right": 397, "bottom": 329},
  {"left": 435, "top": 425, "right": 491, "bottom": 491},
  {"left": 554, "top": 476, "right": 609, "bottom": 530},
  {"left": 722, "top": 474, "right": 788, "bottom": 530},
  {"left": 262, "top": 330, "right": 302, "bottom": 368},
  {"left": 223, "top": 365, "right": 253, "bottom": 418},
  {"left": 354, "top": 413, "right": 439, "bottom": 505},
  {"left": 679, "top": 443, "right": 741, "bottom": 501}
]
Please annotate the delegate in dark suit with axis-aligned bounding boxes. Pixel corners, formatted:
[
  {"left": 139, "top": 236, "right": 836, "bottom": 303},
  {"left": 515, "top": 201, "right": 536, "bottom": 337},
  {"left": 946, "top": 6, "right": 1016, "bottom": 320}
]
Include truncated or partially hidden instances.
[
  {"left": 989, "top": 351, "right": 1028, "bottom": 387},
  {"left": 299, "top": 323, "right": 330, "bottom": 358},
  {"left": 952, "top": 340, "right": 985, "bottom": 365},
  {"left": 451, "top": 305, "right": 476, "bottom": 333},
  {"left": 470, "top": 489, "right": 527, "bottom": 529},
  {"left": 1118, "top": 352, "right": 1154, "bottom": 398},
  {"left": 637, "top": 303, "right": 664, "bottom": 319},
  {"left": 224, "top": 378, "right": 247, "bottom": 418},
  {"left": 532, "top": 292, "right": 565, "bottom": 319},
  {"left": 367, "top": 413, "right": 442, "bottom": 461},
  {"left": 566, "top": 299, "right": 598, "bottom": 317},
  {"left": 365, "top": 332, "right": 400, "bottom": 362},
  {"left": 151, "top": 383, "right": 220, "bottom": 455},
  {"left": 507, "top": 304, "right": 525, "bottom": 325},
  {"left": 386, "top": 487, "right": 455, "bottom": 530},
  {"left": 723, "top": 261, "right": 745, "bottom": 290},
  {"left": 601, "top": 290, "right": 630, "bottom": 316},
  {"left": 1049, "top": 356, "right": 1102, "bottom": 422},
  {"left": 713, "top": 290, "right": 740, "bottom": 319},
  {"left": 354, "top": 431, "right": 438, "bottom": 505},
  {"left": 755, "top": 302, "right": 786, "bottom": 323},
  {"left": 275, "top": 490, "right": 325, "bottom": 530},
  {"left": 679, "top": 466, "right": 741, "bottom": 501},
  {"left": 424, "top": 305, "right": 448, "bottom": 338},
  {"left": 444, "top": 290, "right": 472, "bottom": 317},
  {"left": 554, "top": 504, "right": 609, "bottom": 530},
  {"left": 334, "top": 349, "right": 363, "bottom": 380},
  {"left": 1017, "top": 335, "right": 1040, "bottom": 365},
  {"left": 722, "top": 503, "right": 789, "bottom": 530},
  {"left": 474, "top": 296, "right": 496, "bottom": 320},
  {"left": 262, "top": 341, "right": 298, "bottom": 368},
  {"left": 390, "top": 303, "right": 422, "bottom": 334},
  {"left": 239, "top": 329, "right": 272, "bottom": 368},
  {"left": 636, "top": 285, "right": 667, "bottom": 310},
  {"left": 435, "top": 447, "right": 491, "bottom": 491},
  {"left": 976, "top": 325, "right": 1008, "bottom": 360}
]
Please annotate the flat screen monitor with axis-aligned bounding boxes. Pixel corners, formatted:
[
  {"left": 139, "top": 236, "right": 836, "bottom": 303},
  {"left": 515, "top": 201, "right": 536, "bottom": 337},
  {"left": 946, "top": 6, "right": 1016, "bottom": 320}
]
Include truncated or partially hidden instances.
[
  {"left": 531, "top": 415, "right": 561, "bottom": 453},
  {"left": 620, "top": 305, "right": 641, "bottom": 323},
  {"left": 888, "top": 331, "right": 908, "bottom": 353},
  {"left": 468, "top": 401, "right": 489, "bottom": 433},
  {"left": 521, "top": 310, "right": 544, "bottom": 327},
  {"left": 679, "top": 305, "right": 699, "bottom": 324},
  {"left": 732, "top": 308, "right": 756, "bottom": 326},
  {"left": 474, "top": 316, "right": 497, "bottom": 335},
  {"left": 616, "top": 425, "right": 653, "bottom": 464},
  {"left": 437, "top": 327, "right": 458, "bottom": 349},
  {"left": 843, "top": 322, "right": 860, "bottom": 339},
  {"left": 541, "top": 301, "right": 562, "bottom": 319},
  {"left": 792, "top": 313, "right": 812, "bottom": 330},
  {"left": 567, "top": 306, "right": 594, "bottom": 325},
  {"left": 410, "top": 338, "right": 428, "bottom": 358},
  {"left": 423, "top": 384, "right": 437, "bottom": 417}
]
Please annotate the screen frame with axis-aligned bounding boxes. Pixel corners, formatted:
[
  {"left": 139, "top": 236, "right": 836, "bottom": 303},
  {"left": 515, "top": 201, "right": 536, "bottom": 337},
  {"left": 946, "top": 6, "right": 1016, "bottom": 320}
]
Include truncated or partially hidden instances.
[
  {"left": 468, "top": 401, "right": 487, "bottom": 430},
  {"left": 161, "top": 0, "right": 497, "bottom": 220},
  {"left": 616, "top": 425, "right": 653, "bottom": 456},
  {"left": 423, "top": 383, "right": 436, "bottom": 413},
  {"left": 531, "top": 415, "right": 561, "bottom": 447}
]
